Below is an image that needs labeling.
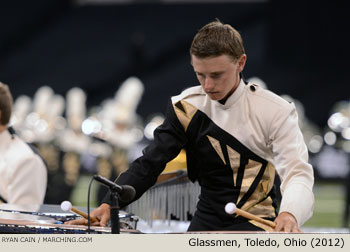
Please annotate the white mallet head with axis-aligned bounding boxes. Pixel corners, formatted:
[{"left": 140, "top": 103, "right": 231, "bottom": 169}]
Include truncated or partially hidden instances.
[
  {"left": 225, "top": 202, "right": 237, "bottom": 215},
  {"left": 60, "top": 201, "right": 73, "bottom": 212}
]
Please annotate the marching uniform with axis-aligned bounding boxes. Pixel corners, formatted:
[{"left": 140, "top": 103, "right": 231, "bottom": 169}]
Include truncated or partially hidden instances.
[
  {"left": 0, "top": 129, "right": 47, "bottom": 205},
  {"left": 104, "top": 79, "right": 314, "bottom": 231}
]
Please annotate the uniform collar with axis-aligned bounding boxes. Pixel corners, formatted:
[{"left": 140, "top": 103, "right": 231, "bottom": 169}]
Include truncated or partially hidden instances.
[{"left": 214, "top": 78, "right": 245, "bottom": 109}]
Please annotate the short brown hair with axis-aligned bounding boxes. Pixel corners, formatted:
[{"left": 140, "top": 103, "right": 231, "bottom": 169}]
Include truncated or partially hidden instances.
[
  {"left": 190, "top": 20, "right": 245, "bottom": 61},
  {"left": 0, "top": 82, "right": 13, "bottom": 125}
]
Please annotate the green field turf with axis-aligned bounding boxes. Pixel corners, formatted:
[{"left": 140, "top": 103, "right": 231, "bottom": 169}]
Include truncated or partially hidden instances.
[{"left": 304, "top": 182, "right": 347, "bottom": 228}]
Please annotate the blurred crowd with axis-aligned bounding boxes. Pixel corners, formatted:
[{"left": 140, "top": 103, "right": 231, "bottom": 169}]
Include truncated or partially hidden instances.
[{"left": 9, "top": 77, "right": 164, "bottom": 205}]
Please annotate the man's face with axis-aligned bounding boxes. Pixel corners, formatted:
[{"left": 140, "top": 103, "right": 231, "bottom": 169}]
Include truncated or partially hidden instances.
[{"left": 191, "top": 54, "right": 246, "bottom": 101}]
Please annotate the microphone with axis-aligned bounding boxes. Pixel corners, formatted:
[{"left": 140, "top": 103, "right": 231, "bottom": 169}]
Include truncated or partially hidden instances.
[{"left": 93, "top": 175, "right": 136, "bottom": 202}]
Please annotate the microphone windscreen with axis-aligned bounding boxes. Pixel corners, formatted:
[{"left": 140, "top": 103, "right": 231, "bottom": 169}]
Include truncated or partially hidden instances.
[
  {"left": 61, "top": 201, "right": 72, "bottom": 212},
  {"left": 119, "top": 185, "right": 136, "bottom": 203}
]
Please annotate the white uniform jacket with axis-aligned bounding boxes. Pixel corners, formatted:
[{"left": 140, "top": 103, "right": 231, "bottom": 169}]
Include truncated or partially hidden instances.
[
  {"left": 109, "top": 79, "right": 314, "bottom": 228},
  {"left": 0, "top": 129, "right": 47, "bottom": 205}
]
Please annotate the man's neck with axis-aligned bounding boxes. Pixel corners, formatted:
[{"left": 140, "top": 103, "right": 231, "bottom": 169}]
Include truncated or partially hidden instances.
[{"left": 219, "top": 78, "right": 241, "bottom": 104}]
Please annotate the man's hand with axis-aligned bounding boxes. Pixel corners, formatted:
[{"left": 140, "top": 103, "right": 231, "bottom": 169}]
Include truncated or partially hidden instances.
[
  {"left": 274, "top": 212, "right": 301, "bottom": 232},
  {"left": 65, "top": 203, "right": 111, "bottom": 227}
]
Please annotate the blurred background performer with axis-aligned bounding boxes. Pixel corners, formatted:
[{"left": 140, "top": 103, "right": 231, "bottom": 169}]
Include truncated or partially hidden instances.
[
  {"left": 93, "top": 77, "right": 145, "bottom": 203},
  {"left": 67, "top": 20, "right": 314, "bottom": 232},
  {"left": 51, "top": 87, "right": 90, "bottom": 204},
  {"left": 0, "top": 82, "right": 47, "bottom": 205}
]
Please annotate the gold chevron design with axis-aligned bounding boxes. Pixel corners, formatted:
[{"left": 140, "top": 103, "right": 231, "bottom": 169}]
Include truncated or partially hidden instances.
[
  {"left": 238, "top": 159, "right": 263, "bottom": 204},
  {"left": 226, "top": 145, "right": 240, "bottom": 186},
  {"left": 241, "top": 162, "right": 276, "bottom": 219},
  {"left": 206, "top": 135, "right": 226, "bottom": 165},
  {"left": 173, "top": 100, "right": 198, "bottom": 131},
  {"left": 247, "top": 196, "right": 276, "bottom": 219},
  {"left": 205, "top": 134, "right": 276, "bottom": 220}
]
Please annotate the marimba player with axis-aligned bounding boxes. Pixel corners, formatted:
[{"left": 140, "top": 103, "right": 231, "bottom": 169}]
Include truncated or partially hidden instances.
[{"left": 67, "top": 20, "right": 314, "bottom": 233}]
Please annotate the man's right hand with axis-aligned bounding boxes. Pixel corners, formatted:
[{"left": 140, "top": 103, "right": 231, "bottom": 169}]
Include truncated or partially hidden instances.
[{"left": 65, "top": 203, "right": 111, "bottom": 227}]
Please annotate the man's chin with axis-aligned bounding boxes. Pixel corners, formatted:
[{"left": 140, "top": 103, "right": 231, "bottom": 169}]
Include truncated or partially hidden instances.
[{"left": 207, "top": 94, "right": 222, "bottom": 100}]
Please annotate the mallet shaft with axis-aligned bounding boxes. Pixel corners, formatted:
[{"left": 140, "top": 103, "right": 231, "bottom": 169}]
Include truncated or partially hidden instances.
[
  {"left": 71, "top": 207, "right": 100, "bottom": 223},
  {"left": 235, "top": 208, "right": 276, "bottom": 228}
]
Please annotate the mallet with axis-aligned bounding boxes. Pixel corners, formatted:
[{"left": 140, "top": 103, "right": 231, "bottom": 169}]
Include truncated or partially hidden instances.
[
  {"left": 225, "top": 202, "right": 276, "bottom": 228},
  {"left": 60, "top": 201, "right": 100, "bottom": 223}
]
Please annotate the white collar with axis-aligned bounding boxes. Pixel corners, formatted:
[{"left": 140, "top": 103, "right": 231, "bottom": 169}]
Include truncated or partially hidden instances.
[{"left": 213, "top": 78, "right": 245, "bottom": 109}]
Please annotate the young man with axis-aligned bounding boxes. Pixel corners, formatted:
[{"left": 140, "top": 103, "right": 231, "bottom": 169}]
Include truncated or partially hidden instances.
[
  {"left": 0, "top": 82, "right": 47, "bottom": 205},
  {"left": 68, "top": 21, "right": 314, "bottom": 232}
]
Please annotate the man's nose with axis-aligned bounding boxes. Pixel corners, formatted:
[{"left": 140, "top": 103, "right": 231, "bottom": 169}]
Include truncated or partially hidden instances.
[{"left": 204, "top": 78, "right": 214, "bottom": 92}]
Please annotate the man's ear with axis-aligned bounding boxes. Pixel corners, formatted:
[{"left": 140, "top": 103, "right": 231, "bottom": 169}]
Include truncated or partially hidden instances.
[{"left": 238, "top": 54, "right": 247, "bottom": 72}]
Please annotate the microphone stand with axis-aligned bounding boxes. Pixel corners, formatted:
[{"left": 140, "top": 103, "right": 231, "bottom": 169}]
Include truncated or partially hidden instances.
[
  {"left": 92, "top": 175, "right": 136, "bottom": 234},
  {"left": 110, "top": 191, "right": 120, "bottom": 234}
]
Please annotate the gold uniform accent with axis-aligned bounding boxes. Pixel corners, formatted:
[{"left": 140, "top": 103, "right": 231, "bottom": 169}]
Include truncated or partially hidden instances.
[
  {"left": 226, "top": 145, "right": 240, "bottom": 186},
  {"left": 238, "top": 159, "right": 263, "bottom": 204},
  {"left": 163, "top": 149, "right": 187, "bottom": 173},
  {"left": 173, "top": 100, "right": 198, "bottom": 132},
  {"left": 243, "top": 163, "right": 276, "bottom": 219},
  {"left": 248, "top": 196, "right": 275, "bottom": 218},
  {"left": 165, "top": 100, "right": 196, "bottom": 174},
  {"left": 207, "top": 135, "right": 277, "bottom": 219},
  {"left": 206, "top": 135, "right": 226, "bottom": 165}
]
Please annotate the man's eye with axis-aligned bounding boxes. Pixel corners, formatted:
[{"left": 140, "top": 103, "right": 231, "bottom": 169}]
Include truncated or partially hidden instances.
[{"left": 211, "top": 74, "right": 221, "bottom": 79}]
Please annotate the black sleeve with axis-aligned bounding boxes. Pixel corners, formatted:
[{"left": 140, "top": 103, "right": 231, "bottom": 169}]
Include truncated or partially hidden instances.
[{"left": 102, "top": 99, "right": 188, "bottom": 207}]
